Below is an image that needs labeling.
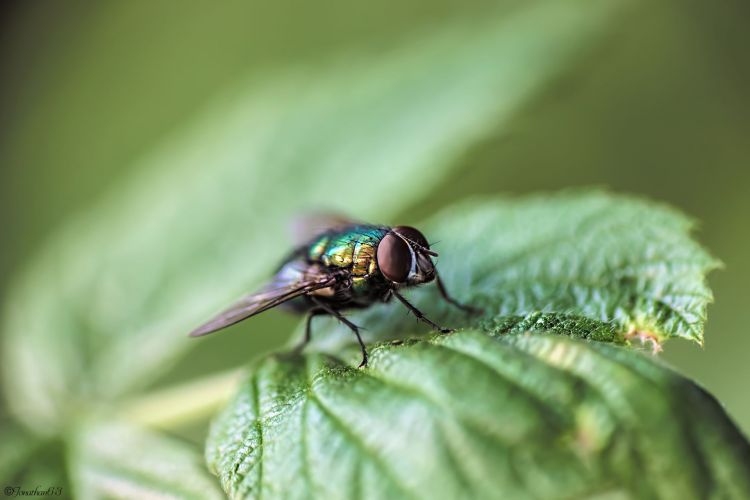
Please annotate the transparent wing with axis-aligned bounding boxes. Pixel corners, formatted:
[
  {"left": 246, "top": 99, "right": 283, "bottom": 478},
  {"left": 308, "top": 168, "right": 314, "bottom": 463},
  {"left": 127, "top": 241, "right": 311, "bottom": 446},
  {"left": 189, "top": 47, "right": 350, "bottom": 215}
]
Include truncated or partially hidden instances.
[
  {"left": 189, "top": 273, "right": 336, "bottom": 337},
  {"left": 289, "top": 212, "right": 360, "bottom": 245}
]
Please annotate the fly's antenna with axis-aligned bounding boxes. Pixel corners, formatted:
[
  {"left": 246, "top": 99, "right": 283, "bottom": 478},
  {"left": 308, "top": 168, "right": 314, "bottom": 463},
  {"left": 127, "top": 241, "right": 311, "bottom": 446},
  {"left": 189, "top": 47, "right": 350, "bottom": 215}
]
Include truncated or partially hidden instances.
[
  {"left": 418, "top": 246, "right": 439, "bottom": 257},
  {"left": 389, "top": 228, "right": 439, "bottom": 257},
  {"left": 405, "top": 237, "right": 439, "bottom": 257}
]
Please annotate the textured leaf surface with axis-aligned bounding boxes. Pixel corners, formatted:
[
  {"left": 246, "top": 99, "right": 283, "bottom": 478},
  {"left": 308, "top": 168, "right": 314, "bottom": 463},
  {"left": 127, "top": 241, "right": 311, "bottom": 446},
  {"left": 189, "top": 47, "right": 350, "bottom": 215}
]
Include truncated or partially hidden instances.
[
  {"left": 208, "top": 332, "right": 750, "bottom": 500},
  {"left": 311, "top": 191, "right": 718, "bottom": 358},
  {"left": 1, "top": 0, "right": 628, "bottom": 434},
  {"left": 69, "top": 422, "right": 223, "bottom": 500}
]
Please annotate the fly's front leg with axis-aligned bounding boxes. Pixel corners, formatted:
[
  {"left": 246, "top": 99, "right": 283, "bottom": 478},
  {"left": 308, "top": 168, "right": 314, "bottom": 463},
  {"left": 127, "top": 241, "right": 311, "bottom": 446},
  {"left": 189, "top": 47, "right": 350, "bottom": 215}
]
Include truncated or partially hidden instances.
[
  {"left": 435, "top": 273, "right": 482, "bottom": 315},
  {"left": 393, "top": 291, "right": 454, "bottom": 334}
]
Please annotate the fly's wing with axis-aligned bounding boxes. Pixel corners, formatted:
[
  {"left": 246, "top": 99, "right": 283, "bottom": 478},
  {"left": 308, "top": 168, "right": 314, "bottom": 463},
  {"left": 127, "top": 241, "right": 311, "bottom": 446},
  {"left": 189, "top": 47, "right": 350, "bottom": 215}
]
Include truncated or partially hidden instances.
[
  {"left": 289, "top": 212, "right": 360, "bottom": 246},
  {"left": 189, "top": 273, "right": 336, "bottom": 337}
]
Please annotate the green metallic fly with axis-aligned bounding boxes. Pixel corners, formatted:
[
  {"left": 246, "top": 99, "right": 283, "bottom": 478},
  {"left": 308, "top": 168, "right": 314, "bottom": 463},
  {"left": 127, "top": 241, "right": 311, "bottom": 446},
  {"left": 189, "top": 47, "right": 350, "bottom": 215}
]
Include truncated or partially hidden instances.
[{"left": 190, "top": 216, "right": 477, "bottom": 367}]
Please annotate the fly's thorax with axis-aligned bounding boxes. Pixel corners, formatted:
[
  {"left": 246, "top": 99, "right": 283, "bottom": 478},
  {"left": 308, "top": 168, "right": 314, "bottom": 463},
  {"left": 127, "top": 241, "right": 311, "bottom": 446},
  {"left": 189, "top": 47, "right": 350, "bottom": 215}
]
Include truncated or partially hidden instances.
[
  {"left": 299, "top": 225, "right": 390, "bottom": 301},
  {"left": 351, "top": 239, "right": 378, "bottom": 276},
  {"left": 308, "top": 226, "right": 388, "bottom": 273}
]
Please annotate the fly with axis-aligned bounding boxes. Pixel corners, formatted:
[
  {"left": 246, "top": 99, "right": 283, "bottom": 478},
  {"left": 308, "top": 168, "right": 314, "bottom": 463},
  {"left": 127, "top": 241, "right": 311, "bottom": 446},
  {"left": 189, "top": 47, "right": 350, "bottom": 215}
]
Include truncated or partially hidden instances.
[{"left": 190, "top": 216, "right": 478, "bottom": 367}]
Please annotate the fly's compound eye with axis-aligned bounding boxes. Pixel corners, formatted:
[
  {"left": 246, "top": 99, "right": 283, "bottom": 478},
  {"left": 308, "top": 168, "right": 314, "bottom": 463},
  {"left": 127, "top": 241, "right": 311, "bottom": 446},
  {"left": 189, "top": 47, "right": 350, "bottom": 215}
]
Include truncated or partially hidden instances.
[
  {"left": 392, "top": 226, "right": 430, "bottom": 251},
  {"left": 377, "top": 233, "right": 413, "bottom": 283}
]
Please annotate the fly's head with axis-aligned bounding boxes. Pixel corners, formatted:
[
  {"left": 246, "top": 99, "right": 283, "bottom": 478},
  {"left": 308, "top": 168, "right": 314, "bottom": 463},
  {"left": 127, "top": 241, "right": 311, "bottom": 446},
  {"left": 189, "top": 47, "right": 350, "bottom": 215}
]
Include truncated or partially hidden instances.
[{"left": 376, "top": 226, "right": 437, "bottom": 287}]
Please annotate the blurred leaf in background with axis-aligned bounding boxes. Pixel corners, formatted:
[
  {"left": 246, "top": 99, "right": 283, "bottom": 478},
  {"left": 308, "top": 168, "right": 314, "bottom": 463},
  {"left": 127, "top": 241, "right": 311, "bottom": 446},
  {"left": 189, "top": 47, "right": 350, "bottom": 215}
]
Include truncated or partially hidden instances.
[
  {"left": 69, "top": 421, "right": 223, "bottom": 499},
  {"left": 1, "top": 0, "right": 630, "bottom": 434}
]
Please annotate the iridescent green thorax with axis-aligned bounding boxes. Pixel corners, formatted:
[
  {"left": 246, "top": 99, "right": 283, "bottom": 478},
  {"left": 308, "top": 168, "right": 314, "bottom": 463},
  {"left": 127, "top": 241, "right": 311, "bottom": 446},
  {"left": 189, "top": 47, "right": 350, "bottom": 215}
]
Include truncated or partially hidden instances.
[{"left": 307, "top": 225, "right": 389, "bottom": 294}]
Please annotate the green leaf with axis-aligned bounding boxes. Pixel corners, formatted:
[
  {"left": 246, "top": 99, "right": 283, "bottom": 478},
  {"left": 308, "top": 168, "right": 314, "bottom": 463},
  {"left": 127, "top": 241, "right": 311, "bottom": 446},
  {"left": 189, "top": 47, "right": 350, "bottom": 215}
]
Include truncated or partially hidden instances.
[
  {"left": 309, "top": 191, "right": 718, "bottom": 359},
  {"left": 68, "top": 421, "right": 223, "bottom": 500},
  {"left": 0, "top": 422, "right": 69, "bottom": 497},
  {"left": 207, "top": 331, "right": 750, "bottom": 500},
  {"left": 208, "top": 190, "right": 722, "bottom": 497},
  {"left": 2, "top": 0, "right": 630, "bottom": 433},
  {"left": 0, "top": 421, "right": 43, "bottom": 483}
]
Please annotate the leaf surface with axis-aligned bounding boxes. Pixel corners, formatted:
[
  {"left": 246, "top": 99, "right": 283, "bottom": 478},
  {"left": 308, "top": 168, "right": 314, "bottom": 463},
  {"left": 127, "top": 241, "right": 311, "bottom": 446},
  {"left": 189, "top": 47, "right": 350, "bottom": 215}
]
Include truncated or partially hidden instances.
[
  {"left": 208, "top": 332, "right": 750, "bottom": 500},
  {"left": 211, "top": 190, "right": 725, "bottom": 498},
  {"left": 310, "top": 191, "right": 718, "bottom": 358}
]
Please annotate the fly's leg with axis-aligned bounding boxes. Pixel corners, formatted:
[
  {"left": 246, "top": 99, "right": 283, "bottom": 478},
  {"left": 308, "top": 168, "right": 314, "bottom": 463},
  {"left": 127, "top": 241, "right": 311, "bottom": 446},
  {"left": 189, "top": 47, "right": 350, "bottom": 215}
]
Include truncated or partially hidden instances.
[
  {"left": 310, "top": 297, "right": 369, "bottom": 368},
  {"left": 291, "top": 308, "right": 325, "bottom": 355},
  {"left": 393, "top": 291, "right": 454, "bottom": 334},
  {"left": 435, "top": 272, "right": 483, "bottom": 315}
]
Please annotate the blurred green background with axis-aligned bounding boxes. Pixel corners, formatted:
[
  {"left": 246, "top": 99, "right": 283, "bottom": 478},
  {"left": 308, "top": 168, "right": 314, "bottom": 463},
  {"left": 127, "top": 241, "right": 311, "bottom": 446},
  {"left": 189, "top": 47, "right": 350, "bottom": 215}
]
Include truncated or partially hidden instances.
[{"left": 1, "top": 0, "right": 748, "bottom": 440}]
